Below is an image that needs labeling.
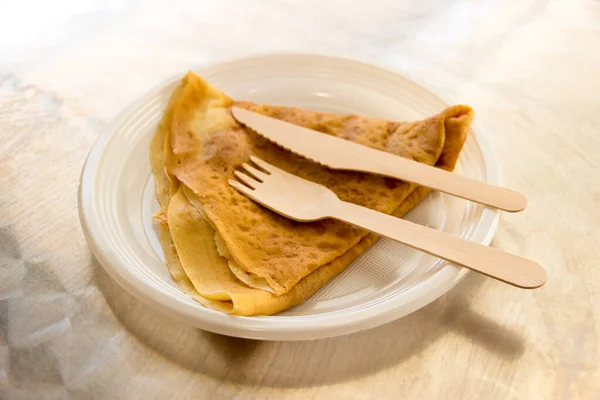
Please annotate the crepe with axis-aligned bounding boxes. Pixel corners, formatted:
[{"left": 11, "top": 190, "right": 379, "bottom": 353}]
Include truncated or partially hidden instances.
[{"left": 150, "top": 71, "right": 473, "bottom": 315}]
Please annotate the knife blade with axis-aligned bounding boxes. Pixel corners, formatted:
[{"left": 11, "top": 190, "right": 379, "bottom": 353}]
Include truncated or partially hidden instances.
[{"left": 231, "top": 106, "right": 527, "bottom": 212}]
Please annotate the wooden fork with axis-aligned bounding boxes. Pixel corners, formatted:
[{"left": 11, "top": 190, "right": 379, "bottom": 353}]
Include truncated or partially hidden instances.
[{"left": 229, "top": 156, "right": 546, "bottom": 289}]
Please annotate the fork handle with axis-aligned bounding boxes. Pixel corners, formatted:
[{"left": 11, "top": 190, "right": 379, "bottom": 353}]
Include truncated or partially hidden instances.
[{"left": 330, "top": 201, "right": 546, "bottom": 288}]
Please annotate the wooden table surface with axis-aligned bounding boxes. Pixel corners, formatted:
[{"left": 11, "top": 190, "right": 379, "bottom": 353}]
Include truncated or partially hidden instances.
[{"left": 1, "top": 1, "right": 598, "bottom": 399}]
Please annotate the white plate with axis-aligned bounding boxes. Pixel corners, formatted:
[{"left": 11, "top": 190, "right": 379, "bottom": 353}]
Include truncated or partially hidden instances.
[{"left": 79, "top": 54, "right": 501, "bottom": 341}]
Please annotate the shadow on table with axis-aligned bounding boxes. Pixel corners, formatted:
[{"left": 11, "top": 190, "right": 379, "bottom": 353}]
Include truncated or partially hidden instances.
[{"left": 92, "top": 257, "right": 525, "bottom": 388}]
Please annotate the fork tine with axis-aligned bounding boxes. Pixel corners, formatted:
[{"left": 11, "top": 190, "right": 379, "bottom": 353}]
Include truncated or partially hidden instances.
[
  {"left": 229, "top": 179, "right": 254, "bottom": 194},
  {"left": 242, "top": 162, "right": 267, "bottom": 181},
  {"left": 234, "top": 171, "right": 260, "bottom": 189},
  {"left": 249, "top": 156, "right": 278, "bottom": 174},
  {"left": 251, "top": 157, "right": 303, "bottom": 182}
]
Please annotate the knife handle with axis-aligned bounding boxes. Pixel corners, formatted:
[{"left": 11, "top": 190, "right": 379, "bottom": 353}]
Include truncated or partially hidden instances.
[
  {"left": 331, "top": 200, "right": 546, "bottom": 289},
  {"left": 349, "top": 151, "right": 527, "bottom": 212}
]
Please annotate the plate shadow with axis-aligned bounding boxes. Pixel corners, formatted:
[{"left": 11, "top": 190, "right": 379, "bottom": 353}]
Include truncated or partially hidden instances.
[{"left": 92, "top": 256, "right": 525, "bottom": 388}]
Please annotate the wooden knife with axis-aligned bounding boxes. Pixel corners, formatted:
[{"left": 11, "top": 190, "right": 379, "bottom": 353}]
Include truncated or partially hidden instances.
[{"left": 231, "top": 106, "right": 527, "bottom": 212}]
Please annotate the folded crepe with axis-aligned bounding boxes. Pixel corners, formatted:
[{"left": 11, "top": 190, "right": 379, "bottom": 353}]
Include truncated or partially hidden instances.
[{"left": 150, "top": 71, "right": 474, "bottom": 316}]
